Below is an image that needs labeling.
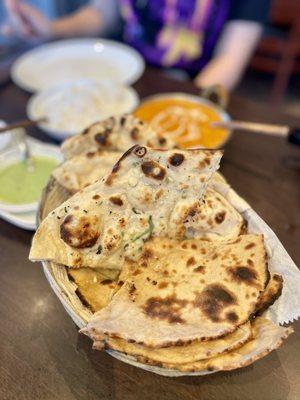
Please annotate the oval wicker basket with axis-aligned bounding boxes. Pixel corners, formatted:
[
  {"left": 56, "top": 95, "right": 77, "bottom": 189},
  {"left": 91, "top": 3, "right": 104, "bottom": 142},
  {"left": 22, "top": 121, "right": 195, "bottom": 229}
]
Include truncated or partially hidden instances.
[
  {"left": 39, "top": 177, "right": 218, "bottom": 376},
  {"left": 40, "top": 175, "right": 281, "bottom": 377}
]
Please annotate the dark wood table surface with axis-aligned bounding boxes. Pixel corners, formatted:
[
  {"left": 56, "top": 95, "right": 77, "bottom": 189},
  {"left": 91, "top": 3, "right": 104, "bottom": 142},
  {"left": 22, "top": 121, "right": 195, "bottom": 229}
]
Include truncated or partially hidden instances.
[{"left": 0, "top": 68, "right": 299, "bottom": 400}]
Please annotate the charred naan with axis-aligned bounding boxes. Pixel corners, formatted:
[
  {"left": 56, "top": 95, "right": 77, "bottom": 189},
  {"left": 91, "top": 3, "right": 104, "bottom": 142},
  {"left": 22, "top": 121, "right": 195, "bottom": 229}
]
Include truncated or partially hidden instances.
[
  {"left": 82, "top": 234, "right": 268, "bottom": 347},
  {"left": 133, "top": 318, "right": 293, "bottom": 372},
  {"left": 30, "top": 146, "right": 222, "bottom": 269},
  {"left": 93, "top": 322, "right": 252, "bottom": 364},
  {"left": 61, "top": 114, "right": 173, "bottom": 159}
]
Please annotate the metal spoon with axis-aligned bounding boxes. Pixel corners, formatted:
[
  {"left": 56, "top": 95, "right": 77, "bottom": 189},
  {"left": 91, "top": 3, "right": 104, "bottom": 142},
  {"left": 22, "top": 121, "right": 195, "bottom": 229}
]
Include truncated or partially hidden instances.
[
  {"left": 0, "top": 118, "right": 47, "bottom": 169},
  {"left": 211, "top": 120, "right": 300, "bottom": 145}
]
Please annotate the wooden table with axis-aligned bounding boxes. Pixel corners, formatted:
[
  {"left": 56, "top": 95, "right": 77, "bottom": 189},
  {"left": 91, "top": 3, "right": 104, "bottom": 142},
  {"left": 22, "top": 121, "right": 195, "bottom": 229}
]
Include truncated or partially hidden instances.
[{"left": 0, "top": 68, "right": 299, "bottom": 400}]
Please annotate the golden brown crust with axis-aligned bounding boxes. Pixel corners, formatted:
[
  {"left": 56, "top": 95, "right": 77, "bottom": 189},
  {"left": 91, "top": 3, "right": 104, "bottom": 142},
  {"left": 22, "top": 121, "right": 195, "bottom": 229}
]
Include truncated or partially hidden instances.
[{"left": 255, "top": 274, "right": 283, "bottom": 315}]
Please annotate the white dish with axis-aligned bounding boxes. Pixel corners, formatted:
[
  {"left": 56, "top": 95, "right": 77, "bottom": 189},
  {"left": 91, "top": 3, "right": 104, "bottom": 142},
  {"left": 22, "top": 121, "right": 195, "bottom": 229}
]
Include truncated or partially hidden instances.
[
  {"left": 27, "top": 79, "right": 139, "bottom": 140},
  {"left": 0, "top": 120, "right": 29, "bottom": 152},
  {"left": 11, "top": 39, "right": 145, "bottom": 92},
  {"left": 0, "top": 139, "right": 62, "bottom": 213},
  {"left": 0, "top": 207, "right": 36, "bottom": 230}
]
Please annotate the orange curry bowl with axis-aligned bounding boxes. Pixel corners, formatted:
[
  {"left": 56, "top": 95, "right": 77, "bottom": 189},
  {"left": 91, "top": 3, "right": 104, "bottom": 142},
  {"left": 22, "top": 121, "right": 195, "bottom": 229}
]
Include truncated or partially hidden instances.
[{"left": 134, "top": 93, "right": 231, "bottom": 149}]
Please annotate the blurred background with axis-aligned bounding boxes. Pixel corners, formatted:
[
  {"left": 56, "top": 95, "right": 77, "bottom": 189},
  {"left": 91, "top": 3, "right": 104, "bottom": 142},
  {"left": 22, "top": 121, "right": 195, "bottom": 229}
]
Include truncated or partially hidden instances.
[
  {"left": 0, "top": 0, "right": 300, "bottom": 115},
  {"left": 0, "top": 0, "right": 299, "bottom": 114}
]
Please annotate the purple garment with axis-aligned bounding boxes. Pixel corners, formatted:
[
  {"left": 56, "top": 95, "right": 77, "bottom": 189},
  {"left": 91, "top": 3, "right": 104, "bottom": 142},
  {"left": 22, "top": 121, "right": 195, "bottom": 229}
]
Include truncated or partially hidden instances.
[{"left": 119, "top": 0, "right": 231, "bottom": 74}]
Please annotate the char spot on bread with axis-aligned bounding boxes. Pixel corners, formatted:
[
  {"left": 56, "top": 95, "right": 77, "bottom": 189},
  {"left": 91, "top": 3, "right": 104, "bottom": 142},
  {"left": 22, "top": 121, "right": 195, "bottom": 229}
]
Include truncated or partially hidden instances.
[
  {"left": 131, "top": 127, "right": 139, "bottom": 140},
  {"left": 229, "top": 266, "right": 258, "bottom": 285},
  {"left": 60, "top": 214, "right": 100, "bottom": 249},
  {"left": 142, "top": 295, "right": 188, "bottom": 324},
  {"left": 141, "top": 160, "right": 166, "bottom": 180},
  {"left": 186, "top": 257, "right": 196, "bottom": 267},
  {"left": 133, "top": 145, "right": 147, "bottom": 158},
  {"left": 94, "top": 128, "right": 112, "bottom": 146},
  {"left": 109, "top": 196, "right": 123, "bottom": 206},
  {"left": 194, "top": 283, "right": 237, "bottom": 322},
  {"left": 169, "top": 153, "right": 185, "bottom": 166},
  {"left": 215, "top": 211, "right": 226, "bottom": 224}
]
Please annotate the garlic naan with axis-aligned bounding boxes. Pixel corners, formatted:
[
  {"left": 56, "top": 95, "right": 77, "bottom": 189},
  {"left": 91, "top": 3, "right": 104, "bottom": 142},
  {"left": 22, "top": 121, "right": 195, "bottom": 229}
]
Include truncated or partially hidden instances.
[{"left": 30, "top": 146, "right": 222, "bottom": 269}]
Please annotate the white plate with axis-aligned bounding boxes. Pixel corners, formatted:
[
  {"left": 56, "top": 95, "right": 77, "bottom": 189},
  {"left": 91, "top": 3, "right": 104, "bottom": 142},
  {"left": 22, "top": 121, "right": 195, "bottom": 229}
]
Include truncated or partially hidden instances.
[
  {"left": 0, "top": 207, "right": 36, "bottom": 230},
  {"left": 0, "top": 139, "right": 62, "bottom": 213},
  {"left": 11, "top": 39, "right": 145, "bottom": 92},
  {"left": 27, "top": 79, "right": 139, "bottom": 140}
]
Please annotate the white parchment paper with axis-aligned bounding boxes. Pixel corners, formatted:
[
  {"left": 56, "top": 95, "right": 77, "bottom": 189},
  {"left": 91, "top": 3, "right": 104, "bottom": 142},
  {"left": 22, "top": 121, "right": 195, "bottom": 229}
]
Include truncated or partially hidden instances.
[{"left": 222, "top": 187, "right": 300, "bottom": 325}]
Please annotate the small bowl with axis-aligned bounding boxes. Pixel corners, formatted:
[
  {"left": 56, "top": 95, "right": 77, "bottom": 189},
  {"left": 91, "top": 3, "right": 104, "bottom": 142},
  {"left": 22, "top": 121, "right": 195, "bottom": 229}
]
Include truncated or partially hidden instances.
[
  {"left": 0, "top": 141, "right": 62, "bottom": 213},
  {"left": 27, "top": 79, "right": 140, "bottom": 141},
  {"left": 136, "top": 92, "right": 232, "bottom": 149}
]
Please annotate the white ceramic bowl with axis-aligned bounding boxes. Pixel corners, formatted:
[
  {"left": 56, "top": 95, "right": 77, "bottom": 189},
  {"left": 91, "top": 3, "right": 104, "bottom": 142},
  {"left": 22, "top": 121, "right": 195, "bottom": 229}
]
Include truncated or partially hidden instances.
[
  {"left": 0, "top": 141, "right": 62, "bottom": 213},
  {"left": 27, "top": 79, "right": 140, "bottom": 141},
  {"left": 138, "top": 92, "right": 232, "bottom": 148}
]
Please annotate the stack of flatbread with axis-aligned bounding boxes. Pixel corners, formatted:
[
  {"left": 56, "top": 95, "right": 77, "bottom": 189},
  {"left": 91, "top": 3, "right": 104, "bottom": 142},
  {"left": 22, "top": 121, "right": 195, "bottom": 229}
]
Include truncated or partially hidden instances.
[{"left": 30, "top": 114, "right": 293, "bottom": 375}]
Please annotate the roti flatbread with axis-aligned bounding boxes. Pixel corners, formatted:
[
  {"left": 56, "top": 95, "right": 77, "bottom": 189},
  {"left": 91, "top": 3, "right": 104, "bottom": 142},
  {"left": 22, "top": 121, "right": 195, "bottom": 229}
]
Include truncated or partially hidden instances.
[
  {"left": 256, "top": 274, "right": 283, "bottom": 315},
  {"left": 30, "top": 146, "right": 222, "bottom": 269},
  {"left": 133, "top": 318, "right": 293, "bottom": 372},
  {"left": 61, "top": 114, "right": 174, "bottom": 160},
  {"left": 82, "top": 234, "right": 268, "bottom": 347},
  {"left": 68, "top": 268, "right": 118, "bottom": 312},
  {"left": 93, "top": 322, "right": 252, "bottom": 364}
]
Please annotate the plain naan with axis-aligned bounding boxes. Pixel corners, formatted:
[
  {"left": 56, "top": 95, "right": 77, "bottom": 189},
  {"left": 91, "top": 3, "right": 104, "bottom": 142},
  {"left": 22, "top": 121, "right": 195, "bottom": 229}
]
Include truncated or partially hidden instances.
[
  {"left": 61, "top": 114, "right": 174, "bottom": 159},
  {"left": 52, "top": 151, "right": 121, "bottom": 193},
  {"left": 134, "top": 318, "right": 293, "bottom": 372},
  {"left": 93, "top": 322, "right": 252, "bottom": 364}
]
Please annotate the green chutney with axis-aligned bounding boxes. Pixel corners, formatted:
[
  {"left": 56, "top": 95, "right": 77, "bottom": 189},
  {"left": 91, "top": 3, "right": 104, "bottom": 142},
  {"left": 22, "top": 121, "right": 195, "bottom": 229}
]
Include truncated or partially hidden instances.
[{"left": 0, "top": 156, "right": 58, "bottom": 204}]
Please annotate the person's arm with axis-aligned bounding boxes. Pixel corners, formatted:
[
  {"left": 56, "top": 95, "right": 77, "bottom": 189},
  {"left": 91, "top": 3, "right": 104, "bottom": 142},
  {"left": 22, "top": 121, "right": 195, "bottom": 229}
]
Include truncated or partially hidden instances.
[
  {"left": 194, "top": 20, "right": 263, "bottom": 91},
  {"left": 51, "top": 6, "right": 103, "bottom": 38},
  {"left": 2, "top": 0, "right": 105, "bottom": 41}
]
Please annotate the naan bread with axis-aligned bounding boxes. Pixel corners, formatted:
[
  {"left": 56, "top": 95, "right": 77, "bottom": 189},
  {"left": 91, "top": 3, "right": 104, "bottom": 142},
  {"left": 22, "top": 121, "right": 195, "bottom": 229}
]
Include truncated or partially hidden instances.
[
  {"left": 30, "top": 146, "right": 222, "bottom": 269},
  {"left": 53, "top": 154, "right": 243, "bottom": 241},
  {"left": 52, "top": 151, "right": 121, "bottom": 193},
  {"left": 256, "top": 274, "right": 283, "bottom": 315},
  {"left": 93, "top": 322, "right": 252, "bottom": 364},
  {"left": 133, "top": 318, "right": 293, "bottom": 372},
  {"left": 68, "top": 268, "right": 118, "bottom": 312},
  {"left": 82, "top": 234, "right": 268, "bottom": 347},
  {"left": 61, "top": 114, "right": 173, "bottom": 159},
  {"left": 168, "top": 187, "right": 245, "bottom": 241},
  {"left": 54, "top": 148, "right": 228, "bottom": 196}
]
